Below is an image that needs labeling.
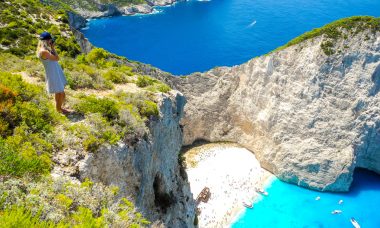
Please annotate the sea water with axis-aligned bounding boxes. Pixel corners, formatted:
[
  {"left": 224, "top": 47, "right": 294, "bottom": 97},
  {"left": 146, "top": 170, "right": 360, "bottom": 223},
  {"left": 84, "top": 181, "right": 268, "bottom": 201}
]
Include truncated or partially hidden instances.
[
  {"left": 82, "top": 0, "right": 380, "bottom": 75},
  {"left": 232, "top": 169, "right": 380, "bottom": 228}
]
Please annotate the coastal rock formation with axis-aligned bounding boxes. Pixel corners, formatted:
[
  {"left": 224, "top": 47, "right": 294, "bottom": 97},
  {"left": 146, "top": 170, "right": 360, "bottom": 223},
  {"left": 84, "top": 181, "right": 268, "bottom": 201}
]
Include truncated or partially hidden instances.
[
  {"left": 72, "top": 29, "right": 93, "bottom": 54},
  {"left": 74, "top": 3, "right": 121, "bottom": 18},
  {"left": 67, "top": 11, "right": 87, "bottom": 30},
  {"left": 64, "top": 0, "right": 178, "bottom": 19},
  {"left": 67, "top": 12, "right": 93, "bottom": 54},
  {"left": 169, "top": 27, "right": 380, "bottom": 192},
  {"left": 147, "top": 0, "right": 177, "bottom": 6},
  {"left": 54, "top": 92, "right": 196, "bottom": 227},
  {"left": 121, "top": 4, "right": 153, "bottom": 15}
]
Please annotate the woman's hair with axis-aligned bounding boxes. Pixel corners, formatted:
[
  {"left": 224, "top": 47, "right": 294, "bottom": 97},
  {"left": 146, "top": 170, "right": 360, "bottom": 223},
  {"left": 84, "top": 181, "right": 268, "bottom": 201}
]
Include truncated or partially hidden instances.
[{"left": 36, "top": 39, "right": 52, "bottom": 58}]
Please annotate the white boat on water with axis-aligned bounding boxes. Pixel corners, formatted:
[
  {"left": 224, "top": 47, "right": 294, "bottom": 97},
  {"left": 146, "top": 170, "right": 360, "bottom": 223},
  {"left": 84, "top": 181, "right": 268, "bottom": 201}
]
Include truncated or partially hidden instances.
[
  {"left": 350, "top": 217, "right": 361, "bottom": 228},
  {"left": 331, "top": 210, "right": 342, "bottom": 214},
  {"left": 255, "top": 188, "right": 268, "bottom": 196},
  {"left": 242, "top": 201, "right": 253, "bottom": 209}
]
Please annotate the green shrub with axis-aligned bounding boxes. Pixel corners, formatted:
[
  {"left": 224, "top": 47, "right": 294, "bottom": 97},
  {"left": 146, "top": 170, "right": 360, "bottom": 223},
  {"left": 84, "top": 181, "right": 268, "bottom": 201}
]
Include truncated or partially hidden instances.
[
  {"left": 71, "top": 207, "right": 106, "bottom": 227},
  {"left": 146, "top": 83, "right": 171, "bottom": 93},
  {"left": 156, "top": 83, "right": 171, "bottom": 93},
  {"left": 0, "top": 177, "right": 150, "bottom": 227},
  {"left": 103, "top": 69, "right": 128, "bottom": 84},
  {"left": 78, "top": 63, "right": 97, "bottom": 77},
  {"left": 65, "top": 71, "right": 94, "bottom": 90},
  {"left": 60, "top": 58, "right": 113, "bottom": 90},
  {"left": 321, "top": 40, "right": 335, "bottom": 55},
  {"left": 73, "top": 95, "right": 119, "bottom": 120},
  {"left": 119, "top": 65, "right": 134, "bottom": 76},
  {"left": 0, "top": 72, "right": 60, "bottom": 136},
  {"left": 68, "top": 114, "right": 121, "bottom": 152},
  {"left": 11, "top": 101, "right": 53, "bottom": 133},
  {"left": 0, "top": 72, "right": 59, "bottom": 177},
  {"left": 139, "top": 100, "right": 159, "bottom": 117},
  {"left": 0, "top": 135, "right": 51, "bottom": 177},
  {"left": 86, "top": 48, "right": 109, "bottom": 65},
  {"left": 0, "top": 206, "right": 56, "bottom": 227},
  {"left": 1, "top": 39, "right": 11, "bottom": 46},
  {"left": 136, "top": 75, "right": 156, "bottom": 87},
  {"left": 0, "top": 53, "right": 34, "bottom": 73}
]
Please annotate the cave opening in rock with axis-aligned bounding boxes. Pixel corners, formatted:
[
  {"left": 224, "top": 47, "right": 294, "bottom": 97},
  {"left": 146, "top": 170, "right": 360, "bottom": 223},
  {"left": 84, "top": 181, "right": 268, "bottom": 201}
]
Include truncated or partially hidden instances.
[
  {"left": 153, "top": 173, "right": 175, "bottom": 213},
  {"left": 349, "top": 168, "right": 380, "bottom": 193}
]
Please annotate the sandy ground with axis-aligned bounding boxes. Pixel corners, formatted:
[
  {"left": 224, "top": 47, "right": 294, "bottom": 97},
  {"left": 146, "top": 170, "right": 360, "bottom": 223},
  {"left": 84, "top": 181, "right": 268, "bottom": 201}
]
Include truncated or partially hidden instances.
[{"left": 184, "top": 143, "right": 273, "bottom": 227}]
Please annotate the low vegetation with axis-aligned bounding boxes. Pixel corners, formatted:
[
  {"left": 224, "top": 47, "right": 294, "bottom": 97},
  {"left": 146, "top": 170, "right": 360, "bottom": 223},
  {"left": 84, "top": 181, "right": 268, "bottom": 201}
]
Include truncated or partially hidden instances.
[
  {"left": 0, "top": 72, "right": 62, "bottom": 178},
  {"left": 0, "top": 0, "right": 80, "bottom": 57},
  {"left": 273, "top": 16, "right": 380, "bottom": 55},
  {"left": 0, "top": 177, "right": 150, "bottom": 227}
]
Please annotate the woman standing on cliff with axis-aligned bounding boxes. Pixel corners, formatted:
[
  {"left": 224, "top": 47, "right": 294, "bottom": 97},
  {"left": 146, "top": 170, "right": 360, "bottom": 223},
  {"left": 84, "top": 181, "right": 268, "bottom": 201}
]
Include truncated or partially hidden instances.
[{"left": 36, "top": 31, "right": 68, "bottom": 114}]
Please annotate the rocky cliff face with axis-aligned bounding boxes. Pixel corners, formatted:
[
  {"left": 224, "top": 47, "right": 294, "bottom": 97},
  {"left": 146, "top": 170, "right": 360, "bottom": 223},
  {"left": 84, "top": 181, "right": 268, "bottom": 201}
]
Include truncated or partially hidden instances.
[
  {"left": 66, "top": 11, "right": 93, "bottom": 54},
  {"left": 54, "top": 92, "right": 196, "bottom": 227},
  {"left": 66, "top": 0, "right": 179, "bottom": 19},
  {"left": 169, "top": 28, "right": 380, "bottom": 192}
]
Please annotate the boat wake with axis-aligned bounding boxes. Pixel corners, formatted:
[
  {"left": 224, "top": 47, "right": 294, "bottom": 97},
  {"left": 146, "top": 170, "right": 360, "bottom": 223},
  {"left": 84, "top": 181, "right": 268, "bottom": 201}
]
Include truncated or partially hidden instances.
[{"left": 247, "top": 20, "right": 257, "bottom": 28}]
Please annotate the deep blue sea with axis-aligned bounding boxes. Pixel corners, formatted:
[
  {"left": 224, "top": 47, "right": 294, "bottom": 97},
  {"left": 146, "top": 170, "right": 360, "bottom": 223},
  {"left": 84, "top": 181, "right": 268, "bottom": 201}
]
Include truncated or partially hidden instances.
[
  {"left": 82, "top": 0, "right": 380, "bottom": 75},
  {"left": 232, "top": 169, "right": 380, "bottom": 228}
]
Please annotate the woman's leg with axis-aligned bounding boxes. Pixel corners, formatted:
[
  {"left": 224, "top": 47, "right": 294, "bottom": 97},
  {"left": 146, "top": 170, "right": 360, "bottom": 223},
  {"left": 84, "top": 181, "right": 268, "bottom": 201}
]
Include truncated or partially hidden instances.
[
  {"left": 55, "top": 93, "right": 61, "bottom": 112},
  {"left": 61, "top": 91, "right": 66, "bottom": 109},
  {"left": 55, "top": 92, "right": 65, "bottom": 112}
]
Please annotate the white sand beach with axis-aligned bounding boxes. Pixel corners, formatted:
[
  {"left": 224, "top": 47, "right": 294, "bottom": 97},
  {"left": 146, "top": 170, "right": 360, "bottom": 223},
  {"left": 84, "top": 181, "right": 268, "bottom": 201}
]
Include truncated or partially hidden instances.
[{"left": 184, "top": 143, "right": 274, "bottom": 227}]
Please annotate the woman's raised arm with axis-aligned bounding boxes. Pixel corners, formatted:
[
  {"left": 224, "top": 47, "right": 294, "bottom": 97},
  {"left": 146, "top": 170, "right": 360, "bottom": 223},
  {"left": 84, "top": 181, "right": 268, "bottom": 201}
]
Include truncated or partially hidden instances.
[{"left": 40, "top": 49, "right": 59, "bottom": 61}]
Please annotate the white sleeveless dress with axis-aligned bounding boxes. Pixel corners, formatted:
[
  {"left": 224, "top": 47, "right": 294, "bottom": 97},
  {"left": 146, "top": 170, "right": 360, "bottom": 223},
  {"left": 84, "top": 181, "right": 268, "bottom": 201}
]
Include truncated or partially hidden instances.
[{"left": 39, "top": 55, "right": 67, "bottom": 94}]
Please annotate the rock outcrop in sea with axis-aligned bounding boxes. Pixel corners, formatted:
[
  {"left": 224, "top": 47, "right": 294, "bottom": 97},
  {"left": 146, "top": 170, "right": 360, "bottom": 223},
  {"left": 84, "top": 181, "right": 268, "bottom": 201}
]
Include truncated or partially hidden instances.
[{"left": 164, "top": 19, "right": 380, "bottom": 192}]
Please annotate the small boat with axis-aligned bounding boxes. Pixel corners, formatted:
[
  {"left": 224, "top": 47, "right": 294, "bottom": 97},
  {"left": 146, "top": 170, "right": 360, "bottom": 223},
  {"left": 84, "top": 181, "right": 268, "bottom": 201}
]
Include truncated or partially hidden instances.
[
  {"left": 196, "top": 187, "right": 211, "bottom": 204},
  {"left": 331, "top": 210, "right": 342, "bottom": 214},
  {"left": 315, "top": 196, "right": 321, "bottom": 201},
  {"left": 243, "top": 202, "right": 253, "bottom": 209},
  {"left": 350, "top": 217, "right": 361, "bottom": 228},
  {"left": 255, "top": 188, "right": 268, "bottom": 196},
  {"left": 338, "top": 199, "right": 343, "bottom": 204}
]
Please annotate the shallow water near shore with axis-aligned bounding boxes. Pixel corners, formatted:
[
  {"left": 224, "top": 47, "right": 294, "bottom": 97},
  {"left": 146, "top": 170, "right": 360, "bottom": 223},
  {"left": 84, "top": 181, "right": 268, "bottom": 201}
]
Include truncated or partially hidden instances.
[
  {"left": 232, "top": 169, "right": 380, "bottom": 228},
  {"left": 82, "top": 0, "right": 380, "bottom": 75}
]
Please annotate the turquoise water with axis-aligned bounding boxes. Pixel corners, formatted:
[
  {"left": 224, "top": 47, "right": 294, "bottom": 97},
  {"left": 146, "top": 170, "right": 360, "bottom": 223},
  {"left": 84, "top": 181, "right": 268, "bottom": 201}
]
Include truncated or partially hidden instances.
[
  {"left": 82, "top": 0, "right": 380, "bottom": 75},
  {"left": 232, "top": 169, "right": 380, "bottom": 228}
]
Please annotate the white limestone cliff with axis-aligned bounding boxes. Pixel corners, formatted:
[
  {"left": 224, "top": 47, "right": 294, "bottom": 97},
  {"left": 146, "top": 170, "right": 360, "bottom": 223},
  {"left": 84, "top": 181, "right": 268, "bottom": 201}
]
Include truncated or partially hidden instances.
[{"left": 169, "top": 26, "right": 380, "bottom": 192}]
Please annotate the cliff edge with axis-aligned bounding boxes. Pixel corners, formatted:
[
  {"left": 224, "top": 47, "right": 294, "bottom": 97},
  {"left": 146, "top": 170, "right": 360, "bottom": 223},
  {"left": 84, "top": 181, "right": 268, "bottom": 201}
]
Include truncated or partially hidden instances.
[{"left": 75, "top": 92, "right": 196, "bottom": 227}]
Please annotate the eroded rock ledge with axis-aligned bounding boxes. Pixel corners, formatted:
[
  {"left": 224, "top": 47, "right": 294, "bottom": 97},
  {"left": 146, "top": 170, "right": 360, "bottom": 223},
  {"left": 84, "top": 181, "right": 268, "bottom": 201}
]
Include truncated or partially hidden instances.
[{"left": 168, "top": 28, "right": 380, "bottom": 192}]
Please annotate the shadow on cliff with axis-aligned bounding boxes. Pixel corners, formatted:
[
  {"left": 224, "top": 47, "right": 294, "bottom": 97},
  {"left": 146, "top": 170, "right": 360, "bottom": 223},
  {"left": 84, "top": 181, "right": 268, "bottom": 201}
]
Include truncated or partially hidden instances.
[
  {"left": 346, "top": 168, "right": 380, "bottom": 197},
  {"left": 370, "top": 64, "right": 380, "bottom": 96},
  {"left": 180, "top": 139, "right": 211, "bottom": 154}
]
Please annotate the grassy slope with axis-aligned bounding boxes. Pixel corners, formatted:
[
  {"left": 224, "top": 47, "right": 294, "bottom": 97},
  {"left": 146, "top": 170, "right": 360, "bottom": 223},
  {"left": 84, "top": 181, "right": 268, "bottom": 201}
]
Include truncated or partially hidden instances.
[
  {"left": 0, "top": 0, "right": 172, "bottom": 226},
  {"left": 272, "top": 16, "right": 380, "bottom": 55}
]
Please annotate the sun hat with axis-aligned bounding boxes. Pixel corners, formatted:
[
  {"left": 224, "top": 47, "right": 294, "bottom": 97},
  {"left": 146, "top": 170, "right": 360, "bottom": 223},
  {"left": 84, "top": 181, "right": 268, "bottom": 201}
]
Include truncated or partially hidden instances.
[{"left": 39, "top": 31, "right": 53, "bottom": 40}]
